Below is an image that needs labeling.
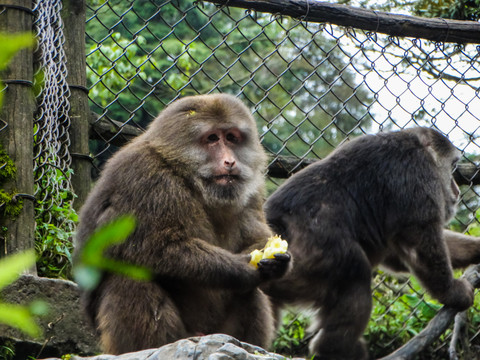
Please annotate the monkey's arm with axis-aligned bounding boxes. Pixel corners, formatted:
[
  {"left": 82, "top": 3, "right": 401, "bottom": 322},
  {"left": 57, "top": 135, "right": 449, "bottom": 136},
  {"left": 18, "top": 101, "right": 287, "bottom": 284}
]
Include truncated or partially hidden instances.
[
  {"left": 149, "top": 237, "right": 289, "bottom": 291},
  {"left": 444, "top": 229, "right": 480, "bottom": 268},
  {"left": 383, "top": 229, "right": 480, "bottom": 272}
]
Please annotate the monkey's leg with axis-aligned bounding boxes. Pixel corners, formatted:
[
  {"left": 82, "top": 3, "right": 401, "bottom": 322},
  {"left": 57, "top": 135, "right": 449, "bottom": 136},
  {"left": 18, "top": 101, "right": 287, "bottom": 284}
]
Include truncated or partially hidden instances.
[
  {"left": 309, "top": 283, "right": 371, "bottom": 360},
  {"left": 96, "top": 275, "right": 188, "bottom": 355},
  {"left": 309, "top": 248, "right": 372, "bottom": 360},
  {"left": 219, "top": 289, "right": 275, "bottom": 349}
]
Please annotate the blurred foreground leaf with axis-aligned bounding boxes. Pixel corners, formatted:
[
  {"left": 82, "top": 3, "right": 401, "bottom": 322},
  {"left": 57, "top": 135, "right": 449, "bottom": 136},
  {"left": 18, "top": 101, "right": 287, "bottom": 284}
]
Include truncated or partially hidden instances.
[
  {"left": 74, "top": 215, "right": 151, "bottom": 291},
  {"left": 0, "top": 250, "right": 42, "bottom": 337},
  {"left": 0, "top": 32, "right": 35, "bottom": 71}
]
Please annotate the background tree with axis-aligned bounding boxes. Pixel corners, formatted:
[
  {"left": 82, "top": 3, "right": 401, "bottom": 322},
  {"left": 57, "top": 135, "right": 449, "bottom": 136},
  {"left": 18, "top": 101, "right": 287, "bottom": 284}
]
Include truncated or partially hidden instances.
[
  {"left": 85, "top": 0, "right": 373, "bottom": 177},
  {"left": 337, "top": 0, "right": 480, "bottom": 20}
]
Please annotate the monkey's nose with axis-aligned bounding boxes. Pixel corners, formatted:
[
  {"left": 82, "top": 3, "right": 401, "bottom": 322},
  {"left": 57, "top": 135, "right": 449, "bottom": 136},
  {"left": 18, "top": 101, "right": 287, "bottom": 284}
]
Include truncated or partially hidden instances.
[{"left": 224, "top": 159, "right": 236, "bottom": 169}]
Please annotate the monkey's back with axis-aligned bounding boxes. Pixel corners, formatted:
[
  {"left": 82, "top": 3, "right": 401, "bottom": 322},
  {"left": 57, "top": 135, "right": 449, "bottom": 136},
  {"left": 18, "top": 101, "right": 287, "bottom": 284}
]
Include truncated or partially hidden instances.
[{"left": 265, "top": 129, "right": 444, "bottom": 270}]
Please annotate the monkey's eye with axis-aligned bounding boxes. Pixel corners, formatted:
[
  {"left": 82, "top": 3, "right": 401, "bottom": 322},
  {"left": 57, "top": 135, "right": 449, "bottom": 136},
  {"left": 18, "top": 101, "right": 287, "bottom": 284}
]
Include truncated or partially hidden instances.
[
  {"left": 226, "top": 133, "right": 239, "bottom": 144},
  {"left": 206, "top": 134, "right": 219, "bottom": 143}
]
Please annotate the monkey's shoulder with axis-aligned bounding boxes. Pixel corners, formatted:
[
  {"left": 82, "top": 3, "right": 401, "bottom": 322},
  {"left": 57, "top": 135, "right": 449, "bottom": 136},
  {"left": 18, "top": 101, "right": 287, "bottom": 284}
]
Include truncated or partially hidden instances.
[{"left": 81, "top": 141, "right": 200, "bottom": 226}]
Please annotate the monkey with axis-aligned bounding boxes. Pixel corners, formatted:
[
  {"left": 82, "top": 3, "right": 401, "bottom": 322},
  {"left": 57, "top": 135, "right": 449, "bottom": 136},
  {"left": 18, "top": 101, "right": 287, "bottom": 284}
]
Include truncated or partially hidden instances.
[
  {"left": 262, "top": 127, "right": 480, "bottom": 360},
  {"left": 73, "top": 93, "right": 291, "bottom": 355}
]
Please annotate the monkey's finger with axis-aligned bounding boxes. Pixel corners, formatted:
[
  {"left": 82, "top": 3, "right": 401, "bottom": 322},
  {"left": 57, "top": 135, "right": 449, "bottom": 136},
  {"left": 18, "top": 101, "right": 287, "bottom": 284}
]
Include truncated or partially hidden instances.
[
  {"left": 273, "top": 253, "right": 291, "bottom": 262},
  {"left": 257, "top": 257, "right": 290, "bottom": 279},
  {"left": 257, "top": 253, "right": 290, "bottom": 267}
]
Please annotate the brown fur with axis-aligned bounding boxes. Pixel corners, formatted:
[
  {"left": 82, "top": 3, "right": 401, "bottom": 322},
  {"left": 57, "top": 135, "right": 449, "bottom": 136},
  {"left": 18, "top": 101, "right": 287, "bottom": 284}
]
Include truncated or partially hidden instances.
[
  {"left": 74, "top": 94, "right": 290, "bottom": 355},
  {"left": 263, "top": 127, "right": 479, "bottom": 360}
]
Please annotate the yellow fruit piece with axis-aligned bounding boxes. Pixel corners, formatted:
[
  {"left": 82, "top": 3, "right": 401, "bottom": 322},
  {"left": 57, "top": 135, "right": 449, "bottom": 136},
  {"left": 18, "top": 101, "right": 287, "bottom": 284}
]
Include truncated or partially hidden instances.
[
  {"left": 249, "top": 235, "right": 288, "bottom": 268},
  {"left": 263, "top": 236, "right": 288, "bottom": 259},
  {"left": 249, "top": 249, "right": 264, "bottom": 268},
  {"left": 265, "top": 234, "right": 281, "bottom": 248}
]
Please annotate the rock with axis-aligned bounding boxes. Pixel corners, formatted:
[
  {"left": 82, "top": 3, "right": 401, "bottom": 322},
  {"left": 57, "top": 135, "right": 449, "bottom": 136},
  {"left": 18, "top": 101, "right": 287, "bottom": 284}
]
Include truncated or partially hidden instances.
[
  {"left": 0, "top": 274, "right": 99, "bottom": 359},
  {"left": 43, "top": 334, "right": 303, "bottom": 360}
]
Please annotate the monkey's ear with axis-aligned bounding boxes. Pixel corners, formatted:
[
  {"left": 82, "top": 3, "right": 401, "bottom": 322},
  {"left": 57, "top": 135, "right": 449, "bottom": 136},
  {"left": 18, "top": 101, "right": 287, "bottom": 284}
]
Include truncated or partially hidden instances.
[{"left": 415, "top": 128, "right": 432, "bottom": 148}]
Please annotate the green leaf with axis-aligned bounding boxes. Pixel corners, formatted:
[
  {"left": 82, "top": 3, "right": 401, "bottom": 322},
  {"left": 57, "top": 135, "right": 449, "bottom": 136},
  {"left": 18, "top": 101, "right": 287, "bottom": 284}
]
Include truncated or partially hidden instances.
[
  {"left": 81, "top": 215, "right": 136, "bottom": 263},
  {"left": 101, "top": 259, "right": 151, "bottom": 281},
  {"left": 0, "top": 33, "right": 35, "bottom": 71},
  {"left": 29, "top": 300, "right": 49, "bottom": 316},
  {"left": 0, "top": 303, "right": 41, "bottom": 338},
  {"left": 0, "top": 250, "right": 35, "bottom": 289},
  {"left": 73, "top": 265, "right": 102, "bottom": 291},
  {"left": 77, "top": 215, "right": 152, "bottom": 287}
]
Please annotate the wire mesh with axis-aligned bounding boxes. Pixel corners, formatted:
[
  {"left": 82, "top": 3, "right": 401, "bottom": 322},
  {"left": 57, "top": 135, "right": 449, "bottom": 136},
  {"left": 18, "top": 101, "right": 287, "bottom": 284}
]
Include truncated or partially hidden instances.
[
  {"left": 0, "top": 0, "right": 464, "bottom": 357},
  {"left": 0, "top": 81, "right": 8, "bottom": 212},
  {"left": 82, "top": 1, "right": 480, "bottom": 358},
  {"left": 32, "top": 0, "right": 76, "bottom": 277}
]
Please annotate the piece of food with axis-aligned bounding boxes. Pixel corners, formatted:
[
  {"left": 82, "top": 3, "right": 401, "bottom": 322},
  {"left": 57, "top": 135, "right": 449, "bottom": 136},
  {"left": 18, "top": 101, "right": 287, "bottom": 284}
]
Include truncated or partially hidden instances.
[
  {"left": 249, "top": 249, "right": 264, "bottom": 269},
  {"left": 249, "top": 235, "right": 288, "bottom": 268},
  {"left": 262, "top": 235, "right": 288, "bottom": 259}
]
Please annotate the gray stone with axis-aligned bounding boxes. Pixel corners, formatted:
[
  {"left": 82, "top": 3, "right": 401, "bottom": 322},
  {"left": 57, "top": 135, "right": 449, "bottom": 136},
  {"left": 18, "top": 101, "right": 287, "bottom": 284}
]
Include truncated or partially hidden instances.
[{"left": 43, "top": 334, "right": 303, "bottom": 360}]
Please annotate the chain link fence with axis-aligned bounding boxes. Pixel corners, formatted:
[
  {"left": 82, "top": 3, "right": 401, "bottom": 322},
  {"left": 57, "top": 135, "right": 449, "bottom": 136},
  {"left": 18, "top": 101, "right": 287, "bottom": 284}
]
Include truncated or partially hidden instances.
[
  {"left": 87, "top": 0, "right": 480, "bottom": 358},
  {"left": 84, "top": 0, "right": 480, "bottom": 358},
  {"left": 84, "top": 1, "right": 480, "bottom": 358},
  {"left": 0, "top": 0, "right": 476, "bottom": 358},
  {"left": 32, "top": 0, "right": 77, "bottom": 277}
]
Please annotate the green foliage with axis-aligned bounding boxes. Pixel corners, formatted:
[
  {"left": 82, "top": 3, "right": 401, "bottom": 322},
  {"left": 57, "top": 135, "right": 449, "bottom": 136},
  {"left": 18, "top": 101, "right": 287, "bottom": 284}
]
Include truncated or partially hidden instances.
[
  {"left": 366, "top": 273, "right": 442, "bottom": 357},
  {"left": 74, "top": 215, "right": 151, "bottom": 291},
  {"left": 0, "top": 33, "right": 35, "bottom": 71},
  {"left": 272, "top": 310, "right": 310, "bottom": 356},
  {"left": 86, "top": 32, "right": 155, "bottom": 107},
  {"left": 0, "top": 145, "right": 23, "bottom": 219},
  {"left": 413, "top": 0, "right": 480, "bottom": 20},
  {"left": 0, "top": 146, "right": 16, "bottom": 182},
  {"left": 465, "top": 208, "right": 480, "bottom": 236},
  {"left": 35, "top": 169, "right": 77, "bottom": 279},
  {"left": 0, "top": 251, "right": 42, "bottom": 338},
  {"left": 0, "top": 341, "right": 15, "bottom": 360},
  {"left": 0, "top": 191, "right": 22, "bottom": 218},
  {"left": 467, "top": 283, "right": 480, "bottom": 329},
  {"left": 0, "top": 32, "right": 35, "bottom": 106}
]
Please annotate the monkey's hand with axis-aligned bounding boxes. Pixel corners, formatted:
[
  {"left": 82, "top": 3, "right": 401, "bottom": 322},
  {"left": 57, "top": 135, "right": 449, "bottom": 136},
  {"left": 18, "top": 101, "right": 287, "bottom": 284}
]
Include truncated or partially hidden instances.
[
  {"left": 440, "top": 278, "right": 474, "bottom": 311},
  {"left": 249, "top": 235, "right": 288, "bottom": 268},
  {"left": 257, "top": 253, "right": 291, "bottom": 281}
]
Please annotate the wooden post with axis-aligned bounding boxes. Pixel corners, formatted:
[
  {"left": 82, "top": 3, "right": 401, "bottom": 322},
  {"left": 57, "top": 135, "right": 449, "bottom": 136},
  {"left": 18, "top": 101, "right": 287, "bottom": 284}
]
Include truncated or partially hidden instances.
[
  {"left": 61, "top": 0, "right": 91, "bottom": 210},
  {"left": 0, "top": 0, "right": 36, "bottom": 259}
]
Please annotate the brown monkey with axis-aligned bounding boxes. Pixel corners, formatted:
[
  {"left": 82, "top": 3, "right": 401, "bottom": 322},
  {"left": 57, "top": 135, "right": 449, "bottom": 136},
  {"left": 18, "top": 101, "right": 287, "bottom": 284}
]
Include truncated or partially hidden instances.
[
  {"left": 263, "top": 127, "right": 480, "bottom": 360},
  {"left": 74, "top": 94, "right": 290, "bottom": 355}
]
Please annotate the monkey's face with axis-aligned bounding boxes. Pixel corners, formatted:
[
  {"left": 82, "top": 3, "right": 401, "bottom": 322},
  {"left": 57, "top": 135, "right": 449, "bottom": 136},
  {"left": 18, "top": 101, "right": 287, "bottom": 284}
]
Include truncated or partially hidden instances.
[
  {"left": 189, "top": 124, "right": 264, "bottom": 208},
  {"left": 194, "top": 127, "right": 249, "bottom": 204},
  {"left": 428, "top": 137, "right": 461, "bottom": 222}
]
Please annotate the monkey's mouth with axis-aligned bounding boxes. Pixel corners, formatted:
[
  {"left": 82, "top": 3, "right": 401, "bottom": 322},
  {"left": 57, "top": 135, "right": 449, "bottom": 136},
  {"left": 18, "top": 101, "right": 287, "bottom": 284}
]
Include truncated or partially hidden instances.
[{"left": 213, "top": 174, "right": 239, "bottom": 185}]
